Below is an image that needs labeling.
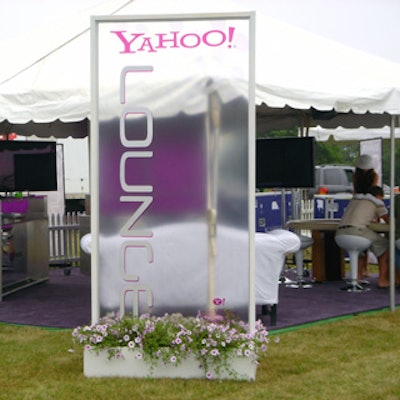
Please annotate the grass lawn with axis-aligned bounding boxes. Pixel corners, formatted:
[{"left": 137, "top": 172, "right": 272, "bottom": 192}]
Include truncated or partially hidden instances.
[{"left": 1, "top": 308, "right": 400, "bottom": 400}]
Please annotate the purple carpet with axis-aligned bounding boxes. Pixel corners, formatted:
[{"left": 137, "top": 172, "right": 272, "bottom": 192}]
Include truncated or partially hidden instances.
[
  {"left": 0, "top": 268, "right": 91, "bottom": 329},
  {"left": 0, "top": 267, "right": 398, "bottom": 331},
  {"left": 269, "top": 273, "right": 399, "bottom": 330}
]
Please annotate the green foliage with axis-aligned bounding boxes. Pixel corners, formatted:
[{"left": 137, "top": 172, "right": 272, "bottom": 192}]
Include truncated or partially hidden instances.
[
  {"left": 256, "top": 127, "right": 298, "bottom": 138},
  {"left": 314, "top": 142, "right": 358, "bottom": 165},
  {"left": 382, "top": 140, "right": 400, "bottom": 186}
]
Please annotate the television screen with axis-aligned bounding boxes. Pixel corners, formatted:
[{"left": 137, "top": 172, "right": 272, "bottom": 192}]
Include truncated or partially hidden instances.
[
  {"left": 14, "top": 153, "right": 57, "bottom": 191},
  {"left": 0, "top": 141, "right": 57, "bottom": 193},
  {"left": 256, "top": 137, "right": 315, "bottom": 189}
]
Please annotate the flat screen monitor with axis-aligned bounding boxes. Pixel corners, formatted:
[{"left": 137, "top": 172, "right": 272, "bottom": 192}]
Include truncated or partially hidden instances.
[
  {"left": 0, "top": 140, "right": 57, "bottom": 193},
  {"left": 256, "top": 137, "right": 315, "bottom": 189}
]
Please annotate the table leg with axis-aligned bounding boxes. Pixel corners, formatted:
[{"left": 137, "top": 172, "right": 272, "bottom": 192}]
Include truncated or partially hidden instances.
[{"left": 312, "top": 230, "right": 345, "bottom": 282}]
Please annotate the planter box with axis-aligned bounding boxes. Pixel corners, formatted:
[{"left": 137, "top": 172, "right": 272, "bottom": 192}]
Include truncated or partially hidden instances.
[{"left": 84, "top": 348, "right": 257, "bottom": 380}]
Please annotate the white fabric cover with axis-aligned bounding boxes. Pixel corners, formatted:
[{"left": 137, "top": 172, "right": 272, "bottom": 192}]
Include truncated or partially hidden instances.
[
  {"left": 81, "top": 225, "right": 300, "bottom": 310},
  {"left": 255, "top": 229, "right": 300, "bottom": 304}
]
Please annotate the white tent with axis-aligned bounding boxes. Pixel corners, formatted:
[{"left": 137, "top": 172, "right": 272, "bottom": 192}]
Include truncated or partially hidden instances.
[
  {"left": 0, "top": 0, "right": 399, "bottom": 309},
  {"left": 309, "top": 126, "right": 400, "bottom": 142},
  {"left": 0, "top": 0, "right": 400, "bottom": 137}
]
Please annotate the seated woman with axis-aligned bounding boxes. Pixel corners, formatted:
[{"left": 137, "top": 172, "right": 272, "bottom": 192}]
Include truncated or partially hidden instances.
[
  {"left": 351, "top": 154, "right": 379, "bottom": 280},
  {"left": 335, "top": 185, "right": 390, "bottom": 288}
]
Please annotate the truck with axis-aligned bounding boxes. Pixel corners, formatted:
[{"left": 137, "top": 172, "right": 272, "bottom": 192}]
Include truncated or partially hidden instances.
[
  {"left": 58, "top": 137, "right": 89, "bottom": 212},
  {"left": 308, "top": 164, "right": 354, "bottom": 197}
]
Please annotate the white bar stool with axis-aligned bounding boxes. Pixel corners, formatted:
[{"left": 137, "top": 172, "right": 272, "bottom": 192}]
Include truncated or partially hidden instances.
[
  {"left": 286, "top": 234, "right": 314, "bottom": 289},
  {"left": 335, "top": 234, "right": 372, "bottom": 292}
]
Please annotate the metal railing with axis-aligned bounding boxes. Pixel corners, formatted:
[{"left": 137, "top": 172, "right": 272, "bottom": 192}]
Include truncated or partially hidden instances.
[
  {"left": 48, "top": 212, "right": 85, "bottom": 267},
  {"left": 301, "top": 198, "right": 314, "bottom": 220}
]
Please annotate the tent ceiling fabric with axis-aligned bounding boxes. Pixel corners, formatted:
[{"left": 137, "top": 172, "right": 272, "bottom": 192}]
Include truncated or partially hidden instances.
[
  {"left": 308, "top": 125, "right": 400, "bottom": 142},
  {"left": 0, "top": 119, "right": 88, "bottom": 139},
  {"left": 256, "top": 105, "right": 394, "bottom": 132},
  {"left": 0, "top": 0, "right": 400, "bottom": 138}
]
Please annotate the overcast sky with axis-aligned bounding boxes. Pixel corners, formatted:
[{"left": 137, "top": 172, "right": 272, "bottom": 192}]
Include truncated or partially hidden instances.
[{"left": 1, "top": 0, "right": 400, "bottom": 63}]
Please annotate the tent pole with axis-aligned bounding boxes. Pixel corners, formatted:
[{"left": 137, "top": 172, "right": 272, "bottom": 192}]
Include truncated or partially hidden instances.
[{"left": 389, "top": 115, "right": 397, "bottom": 311}]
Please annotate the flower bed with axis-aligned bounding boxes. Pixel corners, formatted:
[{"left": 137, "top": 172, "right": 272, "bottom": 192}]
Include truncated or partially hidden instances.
[{"left": 72, "top": 311, "right": 270, "bottom": 380}]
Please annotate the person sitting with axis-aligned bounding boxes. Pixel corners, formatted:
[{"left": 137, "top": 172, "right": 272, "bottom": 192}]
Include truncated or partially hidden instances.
[
  {"left": 336, "top": 185, "right": 390, "bottom": 288},
  {"left": 361, "top": 185, "right": 385, "bottom": 277},
  {"left": 370, "top": 186, "right": 400, "bottom": 286},
  {"left": 370, "top": 185, "right": 385, "bottom": 203},
  {"left": 353, "top": 154, "right": 379, "bottom": 195},
  {"left": 352, "top": 154, "right": 379, "bottom": 279}
]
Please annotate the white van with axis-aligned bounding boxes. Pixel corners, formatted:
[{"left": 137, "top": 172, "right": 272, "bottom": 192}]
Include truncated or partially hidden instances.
[{"left": 308, "top": 165, "right": 354, "bottom": 197}]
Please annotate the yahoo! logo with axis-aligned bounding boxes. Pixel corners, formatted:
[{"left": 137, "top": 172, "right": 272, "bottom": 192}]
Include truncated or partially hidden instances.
[
  {"left": 111, "top": 27, "right": 236, "bottom": 54},
  {"left": 213, "top": 297, "right": 226, "bottom": 306}
]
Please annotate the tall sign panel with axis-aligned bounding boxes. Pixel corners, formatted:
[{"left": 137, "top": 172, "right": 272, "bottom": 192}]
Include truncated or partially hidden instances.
[{"left": 91, "top": 13, "right": 255, "bottom": 324}]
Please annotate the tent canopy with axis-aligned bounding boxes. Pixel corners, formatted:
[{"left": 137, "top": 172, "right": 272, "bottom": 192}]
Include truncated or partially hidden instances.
[
  {"left": 0, "top": 0, "right": 400, "bottom": 138},
  {"left": 308, "top": 126, "right": 400, "bottom": 142}
]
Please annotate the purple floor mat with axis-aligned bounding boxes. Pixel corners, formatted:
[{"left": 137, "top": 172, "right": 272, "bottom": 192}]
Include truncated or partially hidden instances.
[{"left": 0, "top": 268, "right": 397, "bottom": 330}]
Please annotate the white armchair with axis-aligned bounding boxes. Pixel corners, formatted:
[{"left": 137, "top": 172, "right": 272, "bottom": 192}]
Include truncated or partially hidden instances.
[{"left": 81, "top": 225, "right": 300, "bottom": 326}]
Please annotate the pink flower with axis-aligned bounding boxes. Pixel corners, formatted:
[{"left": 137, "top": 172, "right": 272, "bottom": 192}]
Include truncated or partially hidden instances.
[{"left": 210, "top": 349, "right": 220, "bottom": 356}]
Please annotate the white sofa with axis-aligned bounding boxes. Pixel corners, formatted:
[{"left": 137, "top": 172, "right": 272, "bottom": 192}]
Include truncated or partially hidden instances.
[{"left": 81, "top": 223, "right": 300, "bottom": 325}]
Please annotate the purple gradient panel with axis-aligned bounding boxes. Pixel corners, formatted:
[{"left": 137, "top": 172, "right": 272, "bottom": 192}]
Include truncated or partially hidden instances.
[{"left": 98, "top": 114, "right": 207, "bottom": 217}]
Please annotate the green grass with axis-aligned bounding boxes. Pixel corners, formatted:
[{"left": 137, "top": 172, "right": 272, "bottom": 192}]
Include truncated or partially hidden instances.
[{"left": 1, "top": 309, "right": 400, "bottom": 400}]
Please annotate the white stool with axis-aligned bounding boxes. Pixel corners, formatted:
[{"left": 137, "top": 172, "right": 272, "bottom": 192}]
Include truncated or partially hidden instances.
[
  {"left": 335, "top": 234, "right": 372, "bottom": 292},
  {"left": 286, "top": 235, "right": 314, "bottom": 289}
]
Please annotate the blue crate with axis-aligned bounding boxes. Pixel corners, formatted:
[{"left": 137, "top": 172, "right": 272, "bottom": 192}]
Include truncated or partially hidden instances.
[
  {"left": 255, "top": 192, "right": 292, "bottom": 232},
  {"left": 314, "top": 195, "right": 390, "bottom": 219}
]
